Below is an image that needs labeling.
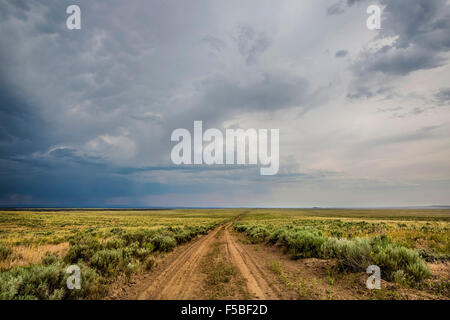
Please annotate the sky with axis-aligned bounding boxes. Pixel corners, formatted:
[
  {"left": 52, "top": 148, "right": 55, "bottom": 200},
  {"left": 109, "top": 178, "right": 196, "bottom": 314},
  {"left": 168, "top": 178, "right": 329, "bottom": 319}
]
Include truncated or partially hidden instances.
[{"left": 0, "top": 0, "right": 449, "bottom": 207}]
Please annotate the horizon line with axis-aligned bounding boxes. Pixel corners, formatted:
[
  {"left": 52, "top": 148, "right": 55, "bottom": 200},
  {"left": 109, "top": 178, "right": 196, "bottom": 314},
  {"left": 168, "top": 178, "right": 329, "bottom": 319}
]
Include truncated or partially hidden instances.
[{"left": 1, "top": 205, "right": 450, "bottom": 210}]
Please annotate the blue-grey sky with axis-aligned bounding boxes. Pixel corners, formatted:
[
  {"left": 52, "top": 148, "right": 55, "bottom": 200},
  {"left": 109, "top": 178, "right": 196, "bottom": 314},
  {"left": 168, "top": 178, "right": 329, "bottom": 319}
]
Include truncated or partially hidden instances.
[{"left": 1, "top": 0, "right": 449, "bottom": 207}]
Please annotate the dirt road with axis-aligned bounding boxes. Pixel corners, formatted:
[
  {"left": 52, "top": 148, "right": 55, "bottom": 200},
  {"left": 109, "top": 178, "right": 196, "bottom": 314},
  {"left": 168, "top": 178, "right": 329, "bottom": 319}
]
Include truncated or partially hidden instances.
[
  {"left": 112, "top": 222, "right": 449, "bottom": 301},
  {"left": 114, "top": 223, "right": 284, "bottom": 300}
]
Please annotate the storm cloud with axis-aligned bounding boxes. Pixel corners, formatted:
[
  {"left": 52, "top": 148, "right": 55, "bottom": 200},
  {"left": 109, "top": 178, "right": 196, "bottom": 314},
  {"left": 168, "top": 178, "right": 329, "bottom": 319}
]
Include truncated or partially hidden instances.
[{"left": 1, "top": 0, "right": 449, "bottom": 207}]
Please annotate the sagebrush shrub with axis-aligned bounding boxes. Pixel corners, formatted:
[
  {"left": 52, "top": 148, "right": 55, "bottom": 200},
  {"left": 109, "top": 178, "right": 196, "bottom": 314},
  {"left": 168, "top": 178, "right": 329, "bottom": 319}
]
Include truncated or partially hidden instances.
[
  {"left": 233, "top": 224, "right": 249, "bottom": 233},
  {"left": 151, "top": 235, "right": 176, "bottom": 252},
  {"left": 65, "top": 263, "right": 105, "bottom": 299},
  {"left": 322, "top": 237, "right": 372, "bottom": 271},
  {"left": 235, "top": 223, "right": 431, "bottom": 284},
  {"left": 322, "top": 236, "right": 431, "bottom": 282},
  {"left": 175, "top": 231, "right": 194, "bottom": 244},
  {"left": 144, "top": 256, "right": 157, "bottom": 270},
  {"left": 247, "top": 227, "right": 270, "bottom": 244},
  {"left": 121, "top": 229, "right": 155, "bottom": 246},
  {"left": 268, "top": 228, "right": 285, "bottom": 244},
  {"left": 41, "top": 252, "right": 60, "bottom": 266},
  {"left": 0, "top": 222, "right": 218, "bottom": 300},
  {"left": 0, "top": 244, "right": 12, "bottom": 261},
  {"left": 104, "top": 238, "right": 126, "bottom": 250},
  {"left": 0, "top": 261, "right": 103, "bottom": 300},
  {"left": 90, "top": 249, "right": 123, "bottom": 274},
  {"left": 286, "top": 230, "right": 325, "bottom": 259},
  {"left": 65, "top": 236, "right": 101, "bottom": 264}
]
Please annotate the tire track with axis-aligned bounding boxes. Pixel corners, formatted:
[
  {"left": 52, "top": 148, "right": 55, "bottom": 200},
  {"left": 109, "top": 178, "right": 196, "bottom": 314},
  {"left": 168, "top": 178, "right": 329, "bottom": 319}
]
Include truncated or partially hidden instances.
[
  {"left": 224, "top": 225, "right": 280, "bottom": 299},
  {"left": 137, "top": 225, "right": 223, "bottom": 299}
]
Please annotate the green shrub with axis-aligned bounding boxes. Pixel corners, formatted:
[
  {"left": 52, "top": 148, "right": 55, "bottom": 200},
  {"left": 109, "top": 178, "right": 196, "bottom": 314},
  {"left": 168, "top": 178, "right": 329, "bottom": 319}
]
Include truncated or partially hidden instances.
[
  {"left": 192, "top": 225, "right": 209, "bottom": 235},
  {"left": 0, "top": 261, "right": 102, "bottom": 300},
  {"left": 142, "top": 241, "right": 156, "bottom": 252},
  {"left": 135, "top": 247, "right": 152, "bottom": 260},
  {"left": 121, "top": 230, "right": 155, "bottom": 246},
  {"left": 0, "top": 262, "right": 66, "bottom": 300},
  {"left": 151, "top": 235, "right": 176, "bottom": 252},
  {"left": 41, "top": 252, "right": 60, "bottom": 266},
  {"left": 286, "top": 230, "right": 325, "bottom": 259},
  {"left": 167, "top": 226, "right": 182, "bottom": 233},
  {"left": 65, "top": 263, "right": 105, "bottom": 299},
  {"left": 418, "top": 249, "right": 450, "bottom": 262},
  {"left": 272, "top": 229, "right": 292, "bottom": 247},
  {"left": 322, "top": 237, "right": 372, "bottom": 271},
  {"left": 0, "top": 244, "right": 12, "bottom": 261},
  {"left": 65, "top": 236, "right": 101, "bottom": 264},
  {"left": 235, "top": 223, "right": 431, "bottom": 284},
  {"left": 124, "top": 261, "right": 139, "bottom": 279},
  {"left": 174, "top": 231, "right": 194, "bottom": 244},
  {"left": 109, "top": 227, "right": 124, "bottom": 235},
  {"left": 247, "top": 227, "right": 271, "bottom": 244},
  {"left": 0, "top": 222, "right": 217, "bottom": 300},
  {"left": 104, "top": 238, "right": 126, "bottom": 250},
  {"left": 90, "top": 249, "right": 123, "bottom": 274},
  {"left": 393, "top": 270, "right": 408, "bottom": 285},
  {"left": 144, "top": 256, "right": 157, "bottom": 270},
  {"left": 268, "top": 228, "right": 285, "bottom": 244},
  {"left": 322, "top": 236, "right": 431, "bottom": 282},
  {"left": 233, "top": 224, "right": 249, "bottom": 233}
]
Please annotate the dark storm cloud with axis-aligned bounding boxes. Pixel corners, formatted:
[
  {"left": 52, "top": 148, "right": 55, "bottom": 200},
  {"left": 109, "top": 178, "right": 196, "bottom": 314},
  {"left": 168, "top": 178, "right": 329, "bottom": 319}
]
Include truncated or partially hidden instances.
[
  {"left": 351, "top": 0, "right": 450, "bottom": 78},
  {"left": 0, "top": 79, "right": 50, "bottom": 157},
  {"left": 379, "top": 0, "right": 450, "bottom": 51},
  {"left": 327, "top": 0, "right": 366, "bottom": 16},
  {"left": 159, "top": 71, "right": 312, "bottom": 138},
  {"left": 5, "top": 146, "right": 253, "bottom": 176},
  {"left": 197, "top": 73, "right": 309, "bottom": 114},
  {"left": 0, "top": 161, "right": 210, "bottom": 207},
  {"left": 1, "top": 0, "right": 449, "bottom": 207},
  {"left": 347, "top": 86, "right": 393, "bottom": 100},
  {"left": 332, "top": 0, "right": 450, "bottom": 106},
  {"left": 235, "top": 24, "right": 271, "bottom": 65},
  {"left": 0, "top": 0, "right": 218, "bottom": 152},
  {"left": 352, "top": 46, "right": 446, "bottom": 76},
  {"left": 0, "top": 145, "right": 252, "bottom": 206},
  {"left": 434, "top": 88, "right": 450, "bottom": 104},
  {"left": 327, "top": 3, "right": 345, "bottom": 16},
  {"left": 335, "top": 50, "right": 349, "bottom": 58},
  {"left": 0, "top": 0, "right": 225, "bottom": 206}
]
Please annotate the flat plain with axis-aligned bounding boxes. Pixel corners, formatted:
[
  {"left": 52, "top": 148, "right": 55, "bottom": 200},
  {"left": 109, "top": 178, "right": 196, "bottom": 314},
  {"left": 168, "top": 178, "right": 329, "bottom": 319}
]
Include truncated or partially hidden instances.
[{"left": 0, "top": 209, "right": 448, "bottom": 300}]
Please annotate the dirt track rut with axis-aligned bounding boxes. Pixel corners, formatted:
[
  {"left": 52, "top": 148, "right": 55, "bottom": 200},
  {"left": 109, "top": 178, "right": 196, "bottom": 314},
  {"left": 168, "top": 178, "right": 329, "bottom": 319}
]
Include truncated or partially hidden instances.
[
  {"left": 118, "top": 222, "right": 283, "bottom": 300},
  {"left": 137, "top": 225, "right": 223, "bottom": 299},
  {"left": 223, "top": 225, "right": 279, "bottom": 299}
]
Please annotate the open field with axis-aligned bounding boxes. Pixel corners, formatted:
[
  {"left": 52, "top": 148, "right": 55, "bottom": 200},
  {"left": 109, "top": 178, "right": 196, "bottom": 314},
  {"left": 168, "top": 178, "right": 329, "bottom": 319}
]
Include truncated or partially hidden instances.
[
  {"left": 232, "top": 209, "right": 450, "bottom": 299},
  {"left": 0, "top": 209, "right": 449, "bottom": 300}
]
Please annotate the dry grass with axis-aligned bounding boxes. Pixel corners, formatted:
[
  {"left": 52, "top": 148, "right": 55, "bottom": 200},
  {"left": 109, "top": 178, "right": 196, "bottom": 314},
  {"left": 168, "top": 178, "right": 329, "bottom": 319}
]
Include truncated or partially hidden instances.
[
  {"left": 0, "top": 243, "right": 69, "bottom": 270},
  {"left": 201, "top": 230, "right": 249, "bottom": 299}
]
